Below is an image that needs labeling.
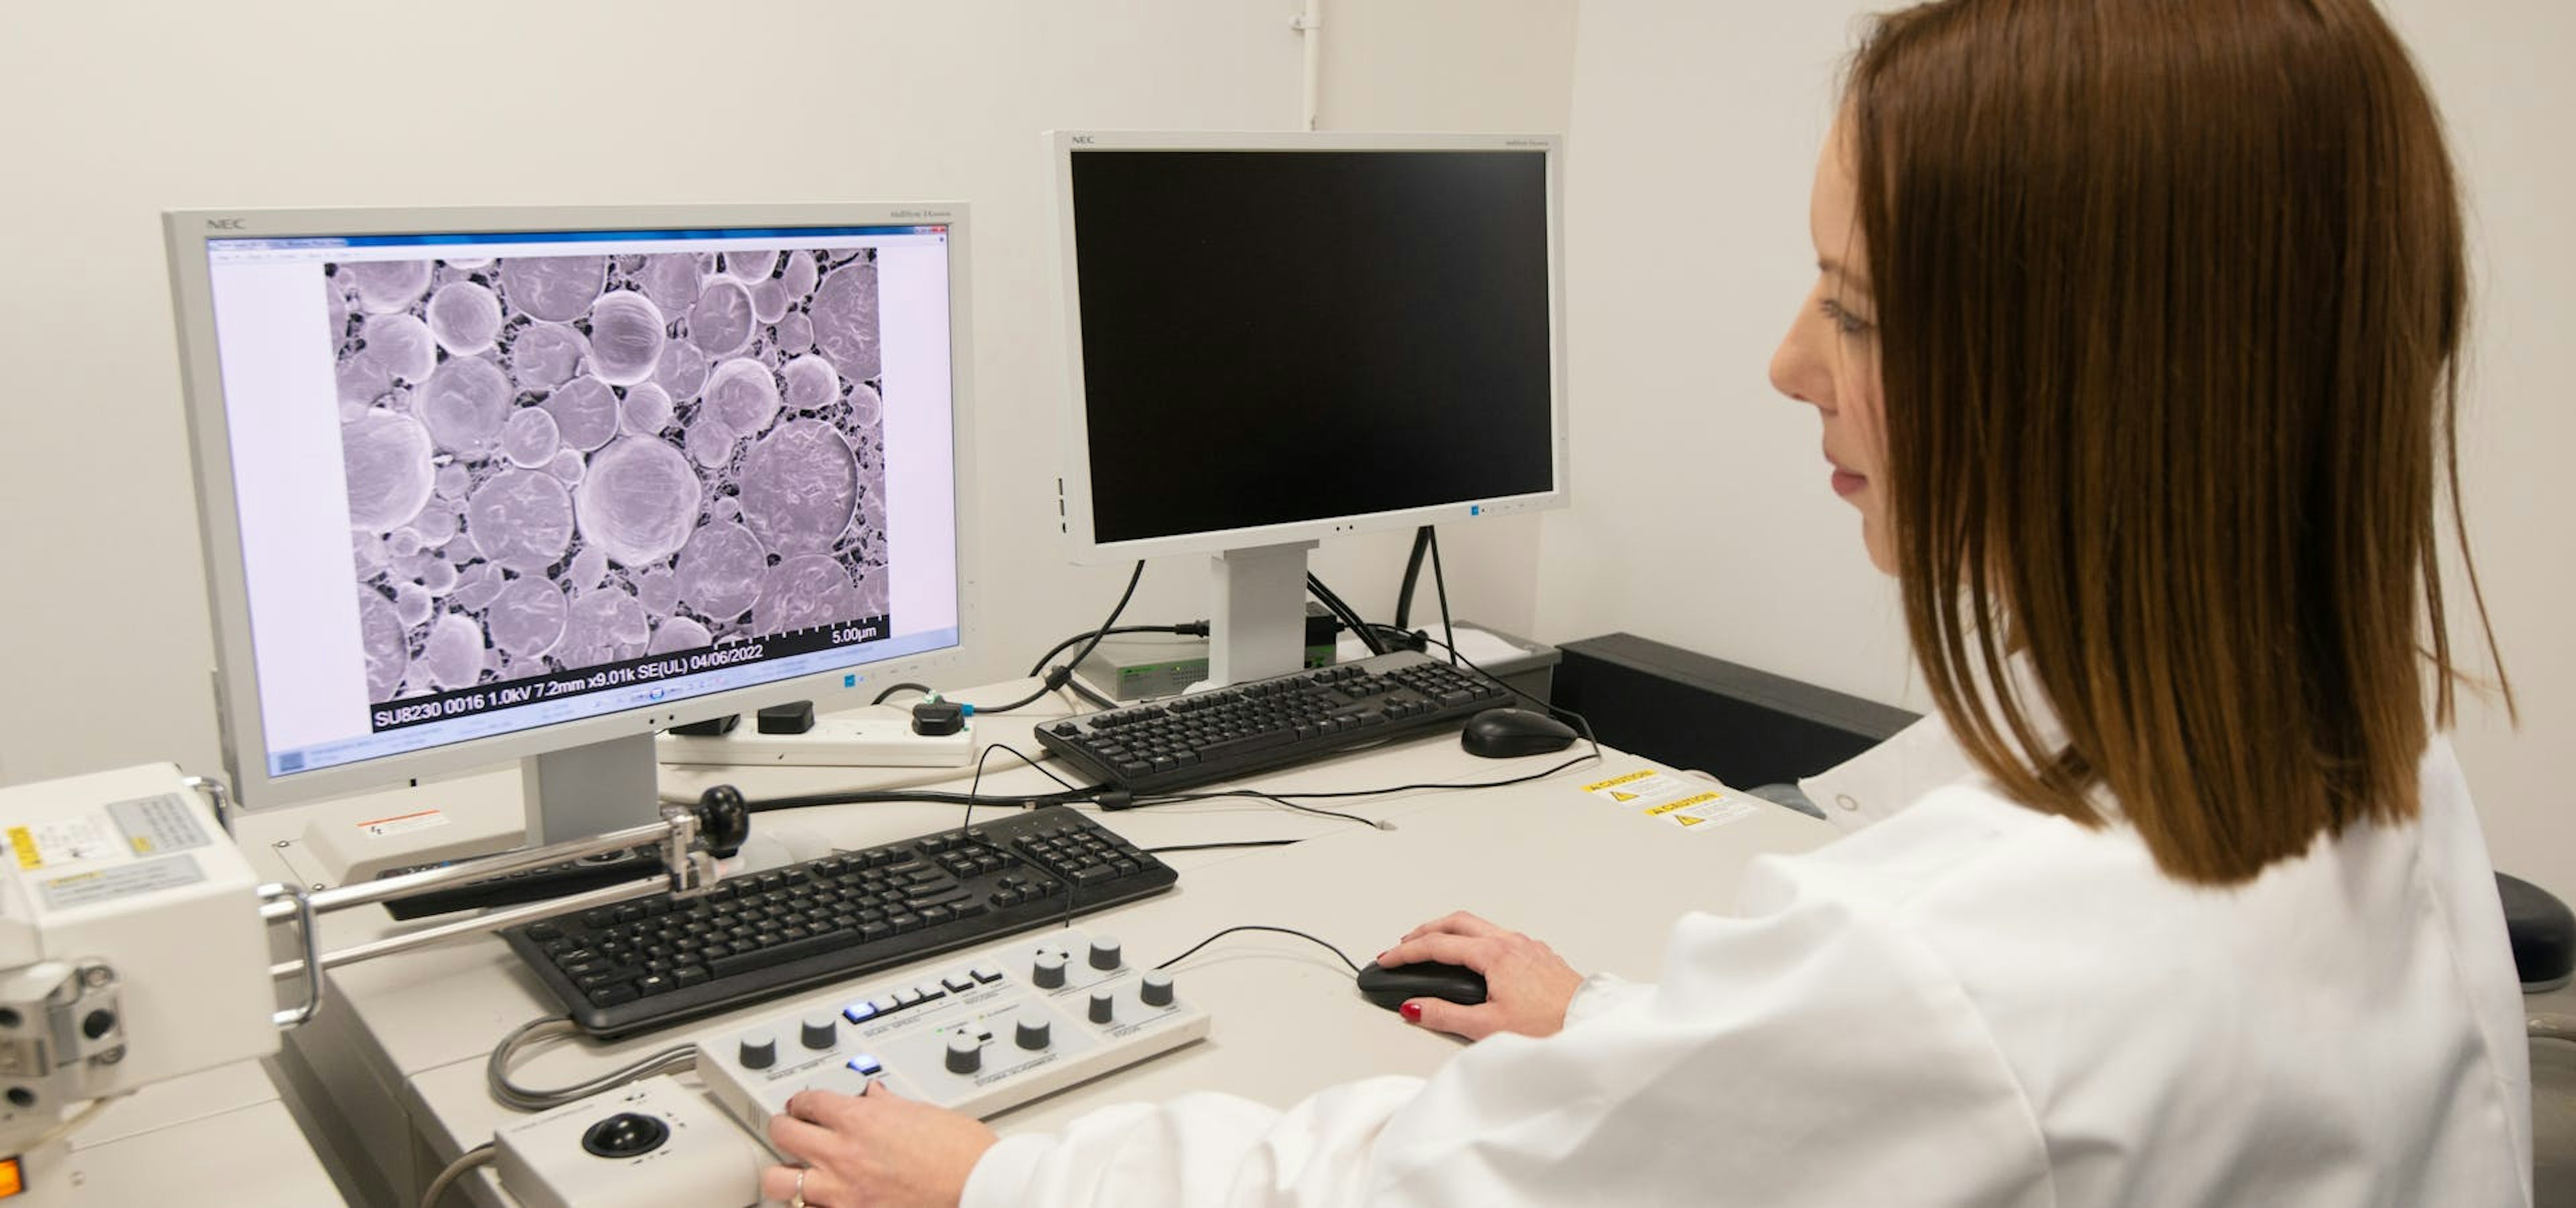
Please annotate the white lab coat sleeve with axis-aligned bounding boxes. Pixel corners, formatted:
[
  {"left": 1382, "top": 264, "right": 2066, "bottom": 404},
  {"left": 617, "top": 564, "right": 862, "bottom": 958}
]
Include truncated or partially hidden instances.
[{"left": 962, "top": 862, "right": 2055, "bottom": 1207}]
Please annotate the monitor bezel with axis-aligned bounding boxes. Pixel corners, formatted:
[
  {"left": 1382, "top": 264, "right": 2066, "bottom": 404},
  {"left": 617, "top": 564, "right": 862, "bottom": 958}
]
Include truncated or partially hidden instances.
[
  {"left": 1045, "top": 130, "right": 1572, "bottom": 564},
  {"left": 162, "top": 201, "right": 980, "bottom": 811}
]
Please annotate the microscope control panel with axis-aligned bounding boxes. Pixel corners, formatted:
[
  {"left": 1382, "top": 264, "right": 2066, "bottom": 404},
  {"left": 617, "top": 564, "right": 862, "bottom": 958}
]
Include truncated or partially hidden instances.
[{"left": 695, "top": 927, "right": 1209, "bottom": 1138}]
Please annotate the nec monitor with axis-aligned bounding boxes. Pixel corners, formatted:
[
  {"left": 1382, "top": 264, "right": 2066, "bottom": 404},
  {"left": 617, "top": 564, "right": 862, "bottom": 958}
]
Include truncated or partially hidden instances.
[
  {"left": 1049, "top": 132, "right": 1567, "bottom": 683},
  {"left": 164, "top": 203, "right": 976, "bottom": 840}
]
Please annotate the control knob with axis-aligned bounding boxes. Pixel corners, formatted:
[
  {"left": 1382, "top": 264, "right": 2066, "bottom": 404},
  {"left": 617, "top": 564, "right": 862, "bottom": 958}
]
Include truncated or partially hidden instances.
[
  {"left": 1089, "top": 989, "right": 1116, "bottom": 1024},
  {"left": 802, "top": 1015, "right": 837, "bottom": 1050},
  {"left": 945, "top": 1034, "right": 982, "bottom": 1074},
  {"left": 1032, "top": 951, "right": 1067, "bottom": 989},
  {"left": 1088, "top": 936, "right": 1122, "bottom": 970},
  {"left": 1016, "top": 1018, "right": 1053, "bottom": 1050},
  {"left": 739, "top": 1030, "right": 778, "bottom": 1070},
  {"left": 1140, "top": 971, "right": 1175, "bottom": 1008}
]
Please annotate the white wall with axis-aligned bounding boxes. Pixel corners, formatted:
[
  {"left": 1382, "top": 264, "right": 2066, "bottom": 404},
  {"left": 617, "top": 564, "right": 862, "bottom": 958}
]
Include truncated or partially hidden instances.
[
  {"left": 1540, "top": 1, "right": 2576, "bottom": 893},
  {"left": 0, "top": 1, "right": 1576, "bottom": 791}
]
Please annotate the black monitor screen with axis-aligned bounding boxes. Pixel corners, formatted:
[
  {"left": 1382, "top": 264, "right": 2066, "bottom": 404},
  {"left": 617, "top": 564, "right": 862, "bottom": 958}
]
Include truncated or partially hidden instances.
[{"left": 1068, "top": 149, "right": 1555, "bottom": 545}]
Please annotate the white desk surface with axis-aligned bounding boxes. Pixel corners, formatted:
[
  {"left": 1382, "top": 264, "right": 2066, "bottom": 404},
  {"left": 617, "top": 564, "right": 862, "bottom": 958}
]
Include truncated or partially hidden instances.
[
  {"left": 242, "top": 683, "right": 1835, "bottom": 1203},
  {"left": 56, "top": 1060, "right": 341, "bottom": 1203}
]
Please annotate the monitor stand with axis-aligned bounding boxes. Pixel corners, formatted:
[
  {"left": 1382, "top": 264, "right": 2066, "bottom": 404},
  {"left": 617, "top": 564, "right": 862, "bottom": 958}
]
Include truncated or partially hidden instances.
[
  {"left": 521, "top": 733, "right": 662, "bottom": 846},
  {"left": 1207, "top": 540, "right": 1318, "bottom": 689}
]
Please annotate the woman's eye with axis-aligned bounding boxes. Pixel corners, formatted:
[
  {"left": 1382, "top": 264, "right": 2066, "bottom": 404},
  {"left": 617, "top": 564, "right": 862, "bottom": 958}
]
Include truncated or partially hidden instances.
[{"left": 1819, "top": 298, "right": 1874, "bottom": 338}]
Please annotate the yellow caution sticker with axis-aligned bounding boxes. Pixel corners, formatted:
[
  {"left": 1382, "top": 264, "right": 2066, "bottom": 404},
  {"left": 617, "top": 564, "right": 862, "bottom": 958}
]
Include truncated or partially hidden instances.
[
  {"left": 1581, "top": 770, "right": 1658, "bottom": 794},
  {"left": 8, "top": 827, "right": 37, "bottom": 870}
]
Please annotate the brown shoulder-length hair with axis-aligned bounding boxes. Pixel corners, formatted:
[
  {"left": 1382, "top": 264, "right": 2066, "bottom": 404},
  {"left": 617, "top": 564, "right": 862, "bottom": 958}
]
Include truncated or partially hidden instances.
[{"left": 1846, "top": 0, "right": 2510, "bottom": 885}]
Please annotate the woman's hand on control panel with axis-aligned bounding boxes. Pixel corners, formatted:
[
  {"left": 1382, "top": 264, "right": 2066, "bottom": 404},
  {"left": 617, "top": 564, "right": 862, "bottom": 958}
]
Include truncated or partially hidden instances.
[
  {"left": 1377, "top": 911, "right": 1584, "bottom": 1042},
  {"left": 763, "top": 1080, "right": 996, "bottom": 1208}
]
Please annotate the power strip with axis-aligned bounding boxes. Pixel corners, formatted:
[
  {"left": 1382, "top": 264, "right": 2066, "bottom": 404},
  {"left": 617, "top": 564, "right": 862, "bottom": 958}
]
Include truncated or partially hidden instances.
[
  {"left": 696, "top": 927, "right": 1210, "bottom": 1137},
  {"left": 656, "top": 715, "right": 975, "bottom": 768}
]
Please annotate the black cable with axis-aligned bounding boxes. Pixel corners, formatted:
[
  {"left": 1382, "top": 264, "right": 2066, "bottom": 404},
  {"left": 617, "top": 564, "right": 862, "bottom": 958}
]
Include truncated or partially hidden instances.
[
  {"left": 741, "top": 783, "right": 1095, "bottom": 813},
  {"left": 1427, "top": 526, "right": 1458, "bottom": 666},
  {"left": 1420, "top": 634, "right": 1603, "bottom": 754},
  {"left": 1305, "top": 572, "right": 1387, "bottom": 656},
  {"left": 870, "top": 682, "right": 934, "bottom": 705},
  {"left": 961, "top": 743, "right": 1083, "bottom": 834},
  {"left": 1154, "top": 924, "right": 1362, "bottom": 975},
  {"left": 1133, "top": 787, "right": 1386, "bottom": 829},
  {"left": 1142, "top": 839, "right": 1302, "bottom": 854},
  {"left": 1026, "top": 623, "right": 1208, "bottom": 679},
  {"left": 971, "top": 561, "right": 1146, "bottom": 715},
  {"left": 1393, "top": 524, "right": 1434, "bottom": 630}
]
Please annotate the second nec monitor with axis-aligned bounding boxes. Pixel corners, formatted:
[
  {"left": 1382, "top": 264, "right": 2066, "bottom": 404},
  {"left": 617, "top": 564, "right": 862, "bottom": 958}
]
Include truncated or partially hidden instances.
[{"left": 1052, "top": 132, "right": 1568, "bottom": 682}]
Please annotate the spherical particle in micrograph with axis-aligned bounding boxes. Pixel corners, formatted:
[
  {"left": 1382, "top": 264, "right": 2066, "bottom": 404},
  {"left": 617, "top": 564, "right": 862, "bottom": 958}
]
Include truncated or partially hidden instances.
[
  {"left": 446, "top": 257, "right": 494, "bottom": 269},
  {"left": 354, "top": 530, "right": 389, "bottom": 575},
  {"left": 543, "top": 376, "right": 621, "bottom": 452},
  {"left": 656, "top": 340, "right": 709, "bottom": 402},
  {"left": 342, "top": 409, "right": 436, "bottom": 532},
  {"left": 587, "top": 291, "right": 667, "bottom": 386},
  {"left": 390, "top": 532, "right": 424, "bottom": 560},
  {"left": 413, "top": 502, "right": 458, "bottom": 548},
  {"left": 773, "top": 311, "right": 814, "bottom": 356},
  {"left": 421, "top": 357, "right": 513, "bottom": 456},
  {"left": 558, "top": 589, "right": 650, "bottom": 664},
  {"left": 712, "top": 495, "right": 742, "bottom": 523},
  {"left": 488, "top": 578, "right": 568, "bottom": 659},
  {"left": 847, "top": 381, "right": 883, "bottom": 427},
  {"left": 637, "top": 254, "right": 702, "bottom": 314},
  {"left": 359, "top": 313, "right": 437, "bottom": 384},
  {"left": 337, "top": 356, "right": 395, "bottom": 408},
  {"left": 575, "top": 438, "right": 702, "bottom": 567},
  {"left": 358, "top": 590, "right": 409, "bottom": 700},
  {"left": 724, "top": 249, "right": 778, "bottom": 282},
  {"left": 739, "top": 419, "right": 858, "bottom": 557},
  {"left": 809, "top": 258, "right": 880, "bottom": 383},
  {"left": 498, "top": 256, "right": 608, "bottom": 323},
  {"left": 436, "top": 463, "right": 472, "bottom": 500},
  {"left": 620, "top": 382, "right": 674, "bottom": 437},
  {"left": 706, "top": 358, "right": 782, "bottom": 437},
  {"left": 394, "top": 582, "right": 432, "bottom": 627},
  {"left": 853, "top": 567, "right": 889, "bottom": 617},
  {"left": 419, "top": 558, "right": 460, "bottom": 593},
  {"left": 347, "top": 260, "right": 433, "bottom": 315},
  {"left": 634, "top": 566, "right": 680, "bottom": 617},
  {"left": 423, "top": 613, "right": 488, "bottom": 689},
  {"left": 755, "top": 555, "right": 857, "bottom": 635},
  {"left": 427, "top": 281, "right": 504, "bottom": 356},
  {"left": 648, "top": 615, "right": 710, "bottom": 655},
  {"left": 511, "top": 322, "right": 590, "bottom": 392},
  {"left": 688, "top": 278, "right": 756, "bottom": 357},
  {"left": 781, "top": 250, "right": 818, "bottom": 299},
  {"left": 546, "top": 449, "right": 586, "bottom": 485},
  {"left": 675, "top": 520, "right": 766, "bottom": 621},
  {"left": 750, "top": 279, "right": 789, "bottom": 324},
  {"left": 466, "top": 468, "right": 577, "bottom": 575},
  {"left": 684, "top": 415, "right": 736, "bottom": 469},
  {"left": 501, "top": 406, "right": 562, "bottom": 468},
  {"left": 782, "top": 356, "right": 840, "bottom": 412},
  {"left": 449, "top": 563, "right": 503, "bottom": 611},
  {"left": 569, "top": 545, "right": 610, "bottom": 591}
]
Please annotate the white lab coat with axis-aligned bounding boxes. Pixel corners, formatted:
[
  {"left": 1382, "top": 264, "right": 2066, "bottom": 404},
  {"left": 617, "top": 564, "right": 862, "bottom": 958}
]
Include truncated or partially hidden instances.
[{"left": 963, "top": 719, "right": 2534, "bottom": 1205}]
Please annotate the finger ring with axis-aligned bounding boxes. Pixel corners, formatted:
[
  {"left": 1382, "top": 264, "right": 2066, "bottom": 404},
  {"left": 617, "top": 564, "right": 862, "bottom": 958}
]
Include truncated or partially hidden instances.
[{"left": 790, "top": 1166, "right": 808, "bottom": 1208}]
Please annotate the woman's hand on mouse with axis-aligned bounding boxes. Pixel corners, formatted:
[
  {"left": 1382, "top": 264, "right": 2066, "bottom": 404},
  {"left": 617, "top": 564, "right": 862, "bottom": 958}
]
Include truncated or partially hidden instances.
[{"left": 1377, "top": 911, "right": 1583, "bottom": 1041}]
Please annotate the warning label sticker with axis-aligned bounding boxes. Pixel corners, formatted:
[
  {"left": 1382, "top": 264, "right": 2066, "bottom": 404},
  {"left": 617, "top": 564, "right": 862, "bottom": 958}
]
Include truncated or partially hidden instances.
[
  {"left": 7, "top": 817, "right": 121, "bottom": 870},
  {"left": 1644, "top": 792, "right": 1760, "bottom": 831},
  {"left": 1580, "top": 769, "right": 1761, "bottom": 832},
  {"left": 358, "top": 810, "right": 450, "bottom": 840}
]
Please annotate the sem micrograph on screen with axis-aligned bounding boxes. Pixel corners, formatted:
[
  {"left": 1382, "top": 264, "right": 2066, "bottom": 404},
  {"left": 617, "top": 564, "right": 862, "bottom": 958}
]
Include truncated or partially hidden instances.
[{"left": 330, "top": 247, "right": 890, "bottom": 705}]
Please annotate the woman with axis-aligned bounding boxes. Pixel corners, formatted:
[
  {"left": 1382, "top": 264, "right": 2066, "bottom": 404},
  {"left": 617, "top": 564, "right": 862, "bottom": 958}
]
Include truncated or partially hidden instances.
[{"left": 763, "top": 0, "right": 2530, "bottom": 1202}]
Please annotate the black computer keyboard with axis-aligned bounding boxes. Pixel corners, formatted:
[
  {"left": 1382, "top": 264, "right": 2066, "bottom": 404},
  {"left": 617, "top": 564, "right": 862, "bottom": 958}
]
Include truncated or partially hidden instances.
[
  {"left": 501, "top": 806, "right": 1175, "bottom": 1038},
  {"left": 1034, "top": 649, "right": 1513, "bottom": 793}
]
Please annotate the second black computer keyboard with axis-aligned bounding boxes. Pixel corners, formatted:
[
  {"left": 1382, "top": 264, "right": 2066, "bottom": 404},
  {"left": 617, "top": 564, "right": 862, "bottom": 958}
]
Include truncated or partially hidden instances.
[
  {"left": 1035, "top": 649, "right": 1513, "bottom": 793},
  {"left": 501, "top": 805, "right": 1175, "bottom": 1038}
]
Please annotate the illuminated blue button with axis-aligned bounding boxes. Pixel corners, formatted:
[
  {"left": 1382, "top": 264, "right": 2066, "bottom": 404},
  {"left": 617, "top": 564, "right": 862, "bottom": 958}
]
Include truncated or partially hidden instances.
[
  {"left": 843, "top": 1001, "right": 879, "bottom": 1024},
  {"left": 847, "top": 1054, "right": 882, "bottom": 1076}
]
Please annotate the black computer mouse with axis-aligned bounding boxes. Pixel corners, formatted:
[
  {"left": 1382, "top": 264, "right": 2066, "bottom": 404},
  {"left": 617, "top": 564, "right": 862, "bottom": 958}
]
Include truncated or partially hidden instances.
[
  {"left": 1355, "top": 960, "right": 1489, "bottom": 1011},
  {"left": 1460, "top": 707, "right": 1578, "bottom": 758}
]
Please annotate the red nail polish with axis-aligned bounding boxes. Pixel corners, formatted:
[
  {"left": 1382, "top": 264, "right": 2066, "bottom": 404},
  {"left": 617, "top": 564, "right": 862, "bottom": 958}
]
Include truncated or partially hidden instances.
[{"left": 1400, "top": 1001, "right": 1423, "bottom": 1023}]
